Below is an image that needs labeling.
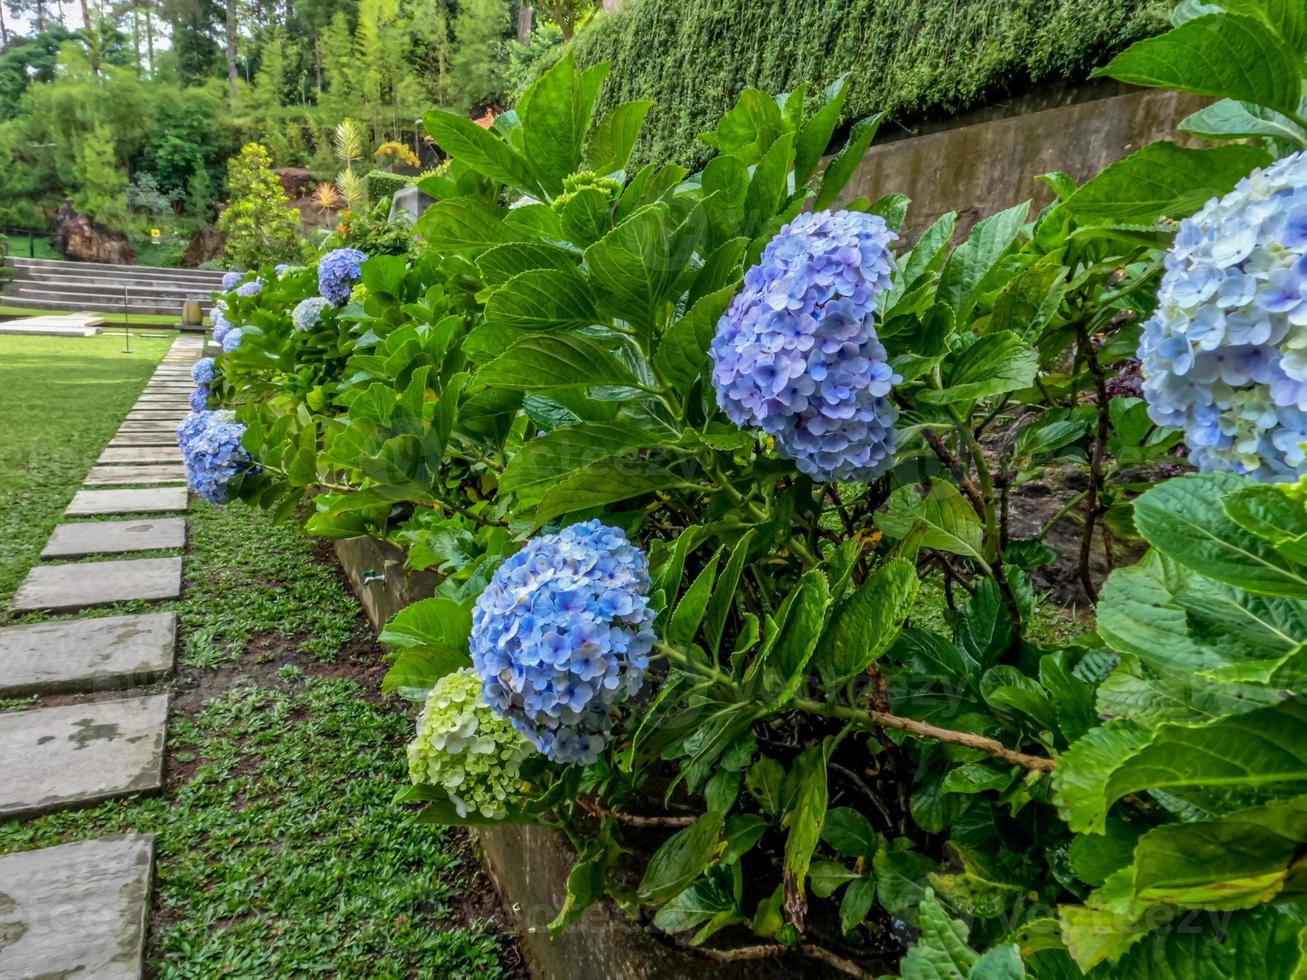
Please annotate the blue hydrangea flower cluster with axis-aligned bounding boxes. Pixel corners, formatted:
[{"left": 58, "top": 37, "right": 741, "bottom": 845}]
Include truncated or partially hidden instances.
[
  {"left": 318, "top": 248, "right": 367, "bottom": 306},
  {"left": 1139, "top": 150, "right": 1307, "bottom": 480},
  {"left": 710, "top": 209, "right": 901, "bottom": 482},
  {"left": 274, "top": 264, "right": 290, "bottom": 276},
  {"left": 221, "top": 271, "right": 242, "bottom": 290},
  {"left": 292, "top": 296, "right": 331, "bottom": 332},
  {"left": 236, "top": 279, "right": 262, "bottom": 297},
  {"left": 221, "top": 328, "right": 243, "bottom": 353},
  {"left": 189, "top": 385, "right": 209, "bottom": 411},
  {"left": 211, "top": 312, "right": 231, "bottom": 345},
  {"left": 469, "top": 520, "right": 655, "bottom": 765},
  {"left": 191, "top": 357, "right": 215, "bottom": 386},
  {"left": 176, "top": 409, "right": 251, "bottom": 504}
]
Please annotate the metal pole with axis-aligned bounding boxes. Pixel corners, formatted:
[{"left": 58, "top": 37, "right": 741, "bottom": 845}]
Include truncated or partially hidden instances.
[
  {"left": 122, "top": 284, "right": 131, "bottom": 353},
  {"left": 28, "top": 231, "right": 33, "bottom": 258}
]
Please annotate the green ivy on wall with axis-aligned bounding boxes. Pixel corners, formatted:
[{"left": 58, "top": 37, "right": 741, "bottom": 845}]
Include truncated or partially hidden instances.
[{"left": 554, "top": 0, "right": 1172, "bottom": 170}]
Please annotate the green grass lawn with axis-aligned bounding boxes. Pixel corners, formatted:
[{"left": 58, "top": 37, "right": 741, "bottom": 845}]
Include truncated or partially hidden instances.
[
  {"left": 0, "top": 332, "right": 174, "bottom": 605},
  {"left": 0, "top": 499, "right": 518, "bottom": 976},
  {"left": 0, "top": 305, "right": 207, "bottom": 326}
]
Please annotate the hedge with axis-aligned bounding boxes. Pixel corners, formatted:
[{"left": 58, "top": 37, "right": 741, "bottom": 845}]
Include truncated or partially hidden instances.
[
  {"left": 559, "top": 0, "right": 1172, "bottom": 170},
  {"left": 366, "top": 170, "right": 414, "bottom": 203}
]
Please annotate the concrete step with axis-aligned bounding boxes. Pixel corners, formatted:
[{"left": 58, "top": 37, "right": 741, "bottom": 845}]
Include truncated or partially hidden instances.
[
  {"left": 6, "top": 256, "right": 226, "bottom": 286},
  {"left": 7, "top": 276, "right": 220, "bottom": 299},
  {"left": 0, "top": 294, "right": 207, "bottom": 316}
]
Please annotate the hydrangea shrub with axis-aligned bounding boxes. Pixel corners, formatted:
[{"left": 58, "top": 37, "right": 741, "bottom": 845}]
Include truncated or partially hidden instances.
[
  {"left": 710, "top": 209, "right": 900, "bottom": 481},
  {"left": 318, "top": 248, "right": 367, "bottom": 306},
  {"left": 292, "top": 296, "right": 331, "bottom": 332},
  {"left": 406, "top": 668, "right": 532, "bottom": 819},
  {"left": 1139, "top": 150, "right": 1307, "bottom": 480}
]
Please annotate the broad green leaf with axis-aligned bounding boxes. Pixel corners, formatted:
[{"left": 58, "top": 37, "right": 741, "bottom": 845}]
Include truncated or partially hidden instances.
[
  {"left": 637, "top": 812, "right": 724, "bottom": 904},
  {"left": 421, "top": 110, "right": 539, "bottom": 194},
  {"left": 652, "top": 864, "right": 738, "bottom": 935},
  {"left": 814, "top": 558, "right": 919, "bottom": 685},
  {"left": 1180, "top": 100, "right": 1307, "bottom": 145},
  {"left": 475, "top": 242, "right": 579, "bottom": 286},
  {"left": 548, "top": 840, "right": 609, "bottom": 935},
  {"left": 794, "top": 75, "right": 850, "bottom": 185},
  {"left": 877, "top": 478, "right": 985, "bottom": 561},
  {"left": 782, "top": 742, "right": 828, "bottom": 928},
  {"left": 584, "top": 98, "right": 655, "bottom": 176},
  {"left": 557, "top": 186, "right": 613, "bottom": 246},
  {"left": 897, "top": 890, "right": 980, "bottom": 978},
  {"left": 839, "top": 876, "right": 876, "bottom": 935},
  {"left": 380, "top": 645, "right": 471, "bottom": 695},
  {"left": 1096, "top": 13, "right": 1304, "bottom": 118},
  {"left": 584, "top": 203, "right": 682, "bottom": 333},
  {"left": 483, "top": 269, "right": 597, "bottom": 332},
  {"left": 746, "top": 756, "right": 785, "bottom": 817},
  {"left": 519, "top": 52, "right": 608, "bottom": 196},
  {"left": 499, "top": 421, "right": 664, "bottom": 503},
  {"left": 1133, "top": 473, "right": 1307, "bottom": 598},
  {"left": 822, "top": 806, "right": 878, "bottom": 860},
  {"left": 668, "top": 550, "right": 722, "bottom": 646},
  {"left": 704, "top": 528, "right": 755, "bottom": 656},
  {"left": 1064, "top": 142, "right": 1272, "bottom": 224},
  {"left": 415, "top": 197, "right": 519, "bottom": 253},
  {"left": 699, "top": 87, "right": 785, "bottom": 165},
  {"left": 379, "top": 596, "right": 472, "bottom": 652},
  {"left": 532, "top": 458, "right": 692, "bottom": 529},
  {"left": 654, "top": 283, "right": 738, "bottom": 395},
  {"left": 767, "top": 570, "right": 831, "bottom": 704},
  {"left": 472, "top": 334, "right": 636, "bottom": 390},
  {"left": 814, "top": 113, "right": 883, "bottom": 211},
  {"left": 743, "top": 132, "right": 795, "bottom": 237},
  {"left": 936, "top": 202, "right": 1030, "bottom": 321},
  {"left": 919, "top": 331, "right": 1038, "bottom": 405}
]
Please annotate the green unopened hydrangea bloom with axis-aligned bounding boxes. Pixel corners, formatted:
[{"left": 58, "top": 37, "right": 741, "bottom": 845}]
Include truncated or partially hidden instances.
[{"left": 406, "top": 668, "right": 532, "bottom": 819}]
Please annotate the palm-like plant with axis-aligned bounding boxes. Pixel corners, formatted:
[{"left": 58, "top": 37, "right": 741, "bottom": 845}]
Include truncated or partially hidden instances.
[{"left": 332, "top": 118, "right": 369, "bottom": 212}]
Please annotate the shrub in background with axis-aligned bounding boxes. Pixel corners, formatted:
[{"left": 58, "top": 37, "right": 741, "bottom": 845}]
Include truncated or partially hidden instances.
[{"left": 217, "top": 142, "right": 301, "bottom": 269}]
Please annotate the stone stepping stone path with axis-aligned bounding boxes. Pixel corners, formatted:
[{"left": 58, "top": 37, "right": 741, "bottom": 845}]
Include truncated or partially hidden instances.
[
  {"left": 85, "top": 464, "right": 187, "bottom": 486},
  {"left": 42, "top": 518, "right": 186, "bottom": 558},
  {"left": 10, "top": 557, "right": 183, "bottom": 612},
  {"left": 67, "top": 486, "right": 189, "bottom": 515},
  {"left": 1, "top": 334, "right": 200, "bottom": 978},
  {"left": 0, "top": 835, "right": 153, "bottom": 980},
  {"left": 0, "top": 694, "right": 169, "bottom": 817},
  {"left": 97, "top": 446, "right": 184, "bottom": 466},
  {"left": 0, "top": 613, "right": 176, "bottom": 697}
]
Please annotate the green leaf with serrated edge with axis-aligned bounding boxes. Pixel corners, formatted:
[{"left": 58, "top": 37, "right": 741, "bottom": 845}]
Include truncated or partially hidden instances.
[
  {"left": 499, "top": 421, "right": 665, "bottom": 504},
  {"left": 652, "top": 863, "right": 737, "bottom": 935},
  {"left": 1064, "top": 142, "right": 1272, "bottom": 224},
  {"left": 475, "top": 242, "right": 579, "bottom": 286},
  {"left": 532, "top": 458, "right": 691, "bottom": 530},
  {"left": 814, "top": 557, "right": 919, "bottom": 686},
  {"left": 1133, "top": 472, "right": 1307, "bottom": 598},
  {"left": 877, "top": 478, "right": 985, "bottom": 561},
  {"left": 766, "top": 569, "right": 831, "bottom": 704},
  {"left": 415, "top": 197, "right": 520, "bottom": 253},
  {"left": 1095, "top": 14, "right": 1303, "bottom": 118},
  {"left": 483, "top": 269, "right": 598, "bottom": 332},
  {"left": 668, "top": 549, "right": 722, "bottom": 646},
  {"left": 1222, "top": 484, "right": 1307, "bottom": 545},
  {"left": 549, "top": 840, "right": 609, "bottom": 936},
  {"left": 1181, "top": 100, "right": 1307, "bottom": 145},
  {"left": 1057, "top": 700, "right": 1307, "bottom": 834},
  {"left": 919, "top": 331, "right": 1038, "bottom": 405},
  {"left": 584, "top": 99, "right": 654, "bottom": 176},
  {"left": 896, "top": 889, "right": 980, "bottom": 978},
  {"left": 746, "top": 756, "right": 784, "bottom": 817},
  {"left": 380, "top": 645, "right": 471, "bottom": 696},
  {"left": 584, "top": 202, "right": 679, "bottom": 333},
  {"left": 654, "top": 283, "right": 738, "bottom": 396},
  {"left": 472, "top": 334, "right": 636, "bottom": 390},
  {"left": 808, "top": 860, "right": 860, "bottom": 899},
  {"left": 794, "top": 75, "right": 849, "bottom": 186},
  {"left": 936, "top": 202, "right": 1029, "bottom": 321},
  {"left": 637, "top": 812, "right": 724, "bottom": 904},
  {"left": 557, "top": 186, "right": 612, "bottom": 246},
  {"left": 704, "top": 528, "right": 755, "bottom": 657},
  {"left": 781, "top": 741, "right": 828, "bottom": 929},
  {"left": 518, "top": 52, "right": 608, "bottom": 196},
  {"left": 743, "top": 132, "right": 795, "bottom": 237},
  {"left": 821, "top": 806, "right": 878, "bottom": 860},
  {"left": 813, "top": 113, "right": 883, "bottom": 211},
  {"left": 379, "top": 597, "right": 472, "bottom": 652},
  {"left": 421, "top": 110, "right": 538, "bottom": 194},
  {"left": 699, "top": 87, "right": 784, "bottom": 165}
]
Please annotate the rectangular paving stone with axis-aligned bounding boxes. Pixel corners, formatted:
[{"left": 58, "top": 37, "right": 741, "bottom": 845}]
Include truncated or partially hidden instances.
[
  {"left": 0, "top": 612, "right": 176, "bottom": 696},
  {"left": 42, "top": 518, "right": 186, "bottom": 558},
  {"left": 109, "top": 433, "right": 178, "bottom": 447},
  {"left": 117, "top": 421, "right": 180, "bottom": 432},
  {"left": 97, "top": 446, "right": 183, "bottom": 465},
  {"left": 0, "top": 696, "right": 168, "bottom": 817},
  {"left": 85, "top": 465, "right": 187, "bottom": 486},
  {"left": 0, "top": 835, "right": 153, "bottom": 980},
  {"left": 10, "top": 557, "right": 182, "bottom": 612},
  {"left": 67, "top": 488, "right": 188, "bottom": 515}
]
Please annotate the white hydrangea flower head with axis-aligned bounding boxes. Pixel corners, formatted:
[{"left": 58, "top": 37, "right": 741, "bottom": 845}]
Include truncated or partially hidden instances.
[
  {"left": 406, "top": 668, "right": 533, "bottom": 819},
  {"left": 1138, "top": 150, "right": 1307, "bottom": 480}
]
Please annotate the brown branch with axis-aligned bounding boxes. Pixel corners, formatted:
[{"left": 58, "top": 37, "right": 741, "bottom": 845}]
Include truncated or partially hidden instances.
[
  {"left": 696, "top": 942, "right": 874, "bottom": 979},
  {"left": 577, "top": 796, "right": 697, "bottom": 827},
  {"left": 794, "top": 698, "right": 1055, "bottom": 773},
  {"left": 894, "top": 393, "right": 984, "bottom": 515},
  {"left": 1076, "top": 325, "right": 1110, "bottom": 603}
]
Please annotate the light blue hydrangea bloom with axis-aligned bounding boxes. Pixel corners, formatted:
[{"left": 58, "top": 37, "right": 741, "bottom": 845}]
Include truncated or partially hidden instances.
[
  {"left": 292, "top": 296, "right": 331, "bottom": 332},
  {"left": 274, "top": 263, "right": 290, "bottom": 276},
  {"left": 221, "top": 327, "right": 243, "bottom": 353},
  {"left": 318, "top": 247, "right": 367, "bottom": 306},
  {"left": 469, "top": 520, "right": 655, "bottom": 765},
  {"left": 710, "top": 209, "right": 901, "bottom": 482},
  {"left": 221, "top": 271, "right": 242, "bottom": 290},
  {"left": 176, "top": 409, "right": 250, "bottom": 504},
  {"left": 210, "top": 312, "right": 231, "bottom": 345},
  {"left": 236, "top": 280, "right": 262, "bottom": 297},
  {"left": 189, "top": 385, "right": 209, "bottom": 412},
  {"left": 191, "top": 357, "right": 215, "bottom": 386},
  {"left": 1139, "top": 150, "right": 1307, "bottom": 480}
]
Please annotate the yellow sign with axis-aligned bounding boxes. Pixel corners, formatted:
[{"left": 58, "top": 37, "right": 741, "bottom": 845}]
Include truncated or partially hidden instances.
[{"left": 150, "top": 228, "right": 161, "bottom": 240}]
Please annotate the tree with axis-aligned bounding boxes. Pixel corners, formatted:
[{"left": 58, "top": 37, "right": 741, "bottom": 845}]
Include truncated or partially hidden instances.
[
  {"left": 74, "top": 121, "right": 128, "bottom": 226},
  {"left": 217, "top": 141, "right": 299, "bottom": 267},
  {"left": 448, "top": 0, "right": 507, "bottom": 113},
  {"left": 535, "top": 0, "right": 592, "bottom": 39}
]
